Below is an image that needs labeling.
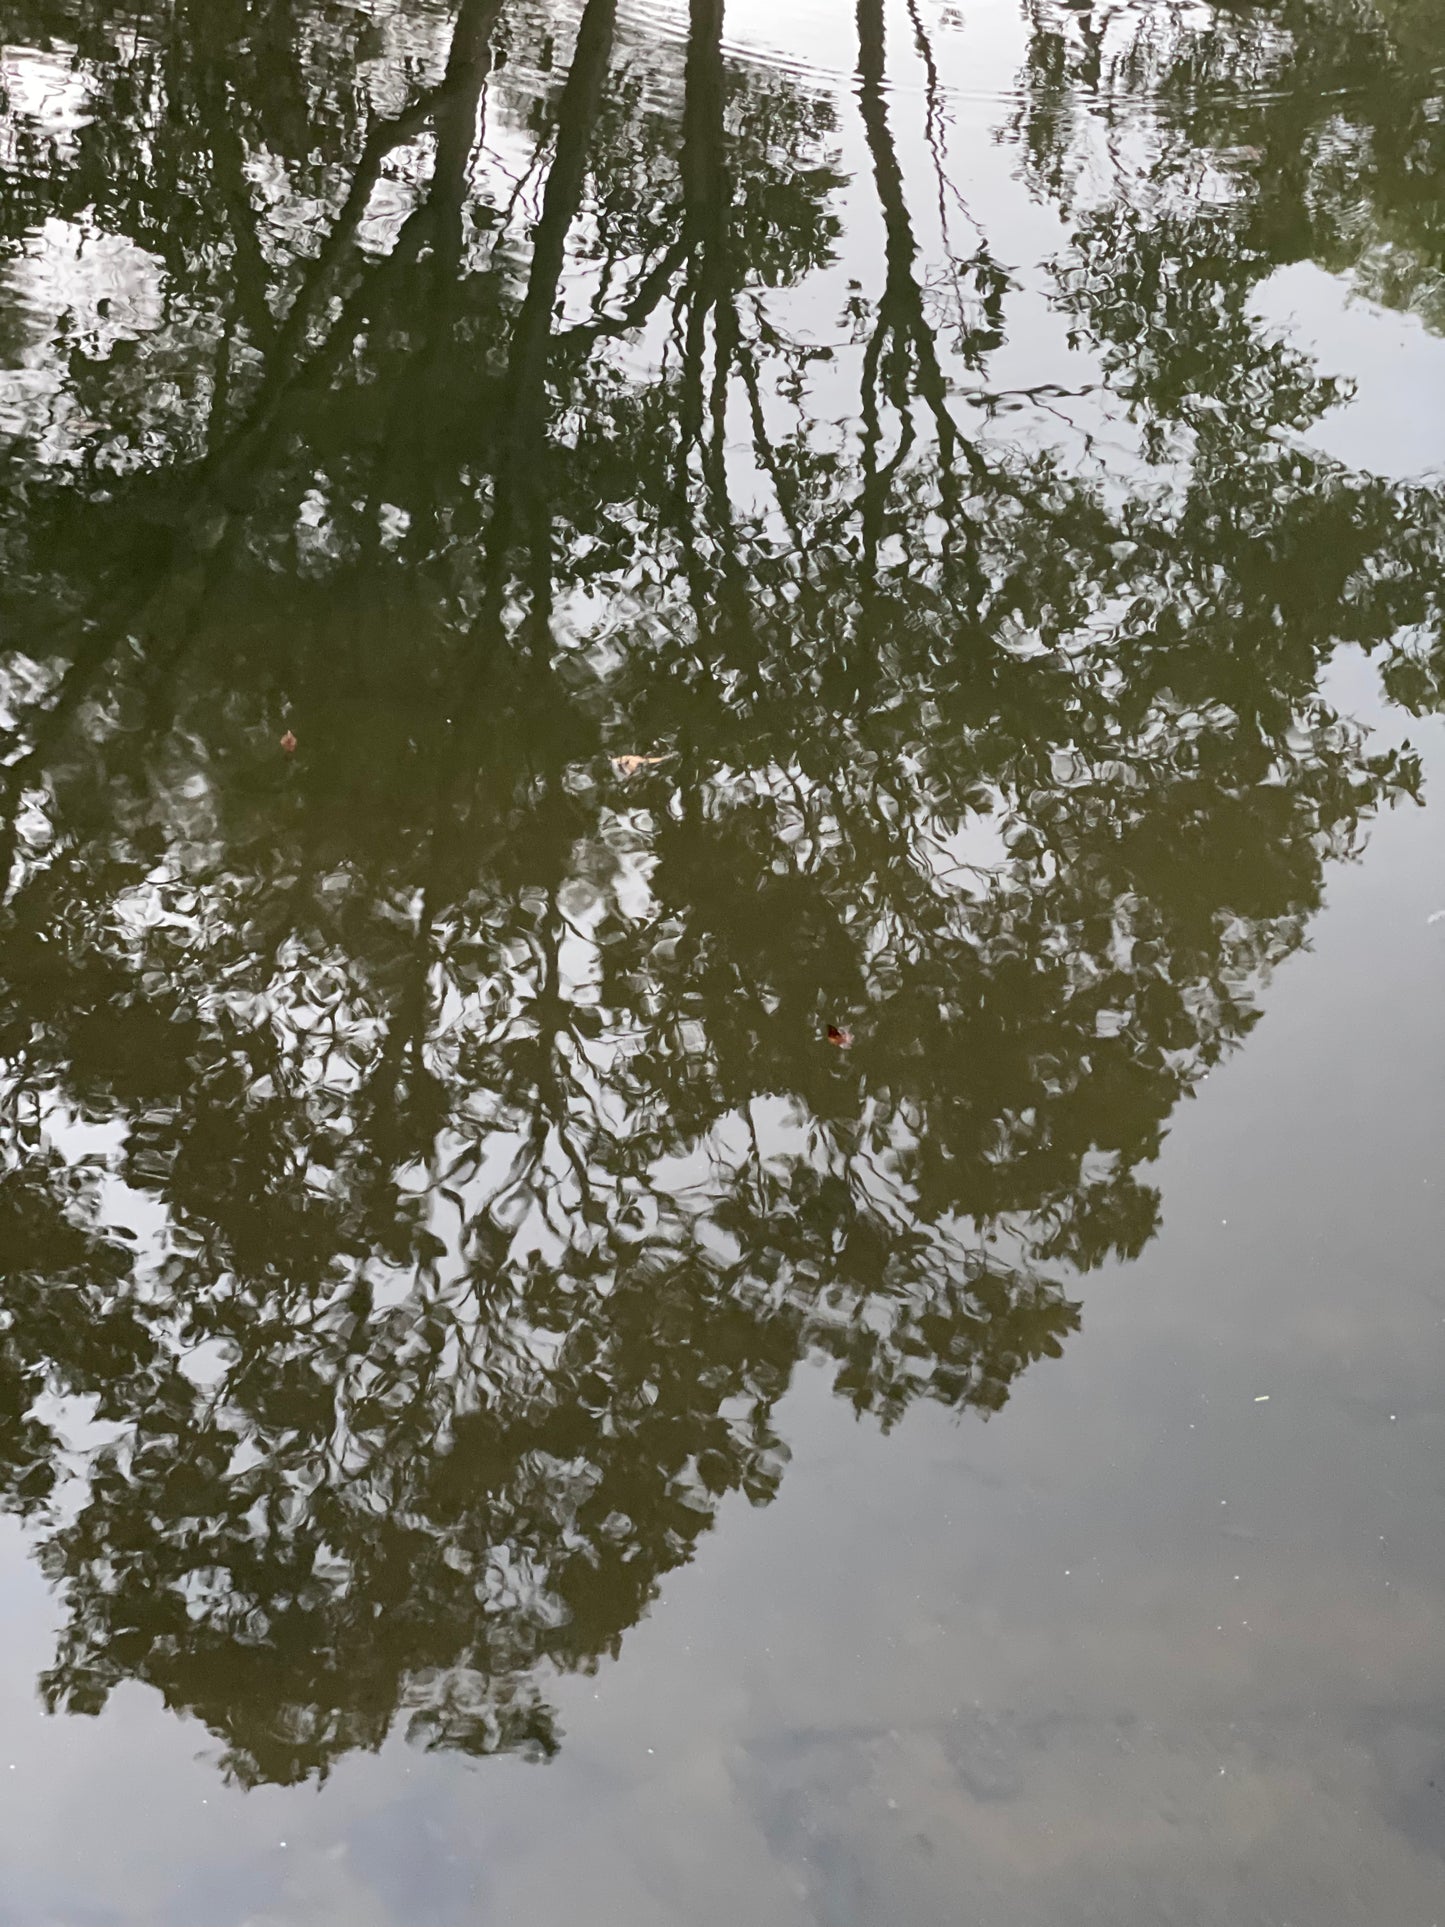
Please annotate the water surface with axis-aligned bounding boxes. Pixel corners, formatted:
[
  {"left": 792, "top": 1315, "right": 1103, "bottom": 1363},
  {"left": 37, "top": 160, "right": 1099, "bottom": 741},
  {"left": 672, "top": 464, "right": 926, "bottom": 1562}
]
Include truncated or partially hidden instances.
[{"left": 0, "top": 0, "right": 1444, "bottom": 1919}]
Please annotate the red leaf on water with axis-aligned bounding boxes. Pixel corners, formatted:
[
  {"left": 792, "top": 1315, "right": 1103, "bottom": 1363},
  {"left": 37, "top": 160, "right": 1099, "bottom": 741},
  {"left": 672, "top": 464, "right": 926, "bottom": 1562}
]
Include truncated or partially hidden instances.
[
  {"left": 826, "top": 1025, "right": 853, "bottom": 1048},
  {"left": 280, "top": 729, "right": 297, "bottom": 754}
]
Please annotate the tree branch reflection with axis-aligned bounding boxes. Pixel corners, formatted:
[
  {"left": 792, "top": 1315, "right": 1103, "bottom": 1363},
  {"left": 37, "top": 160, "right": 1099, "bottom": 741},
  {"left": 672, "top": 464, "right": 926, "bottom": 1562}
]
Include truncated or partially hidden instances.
[{"left": 0, "top": 0, "right": 1439, "bottom": 1783}]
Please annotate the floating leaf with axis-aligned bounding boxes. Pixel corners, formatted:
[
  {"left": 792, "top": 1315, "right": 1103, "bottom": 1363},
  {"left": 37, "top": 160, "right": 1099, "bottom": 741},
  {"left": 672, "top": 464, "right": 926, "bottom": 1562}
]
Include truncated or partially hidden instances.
[{"left": 611, "top": 752, "right": 674, "bottom": 778}]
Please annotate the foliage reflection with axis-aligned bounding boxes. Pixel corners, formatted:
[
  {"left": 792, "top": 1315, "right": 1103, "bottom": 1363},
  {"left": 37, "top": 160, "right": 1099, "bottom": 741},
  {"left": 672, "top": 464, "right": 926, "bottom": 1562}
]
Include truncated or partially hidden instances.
[{"left": 0, "top": 0, "right": 1441, "bottom": 1781}]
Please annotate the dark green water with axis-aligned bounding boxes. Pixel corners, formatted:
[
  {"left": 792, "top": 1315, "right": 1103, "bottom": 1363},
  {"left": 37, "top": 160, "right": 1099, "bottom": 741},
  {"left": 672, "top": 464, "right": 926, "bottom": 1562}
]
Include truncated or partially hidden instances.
[{"left": 0, "top": 0, "right": 1443, "bottom": 1918}]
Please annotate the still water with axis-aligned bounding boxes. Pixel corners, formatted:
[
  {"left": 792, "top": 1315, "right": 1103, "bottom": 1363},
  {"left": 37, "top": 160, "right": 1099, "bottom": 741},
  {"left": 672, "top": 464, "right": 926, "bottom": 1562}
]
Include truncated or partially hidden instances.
[{"left": 0, "top": 0, "right": 1444, "bottom": 1918}]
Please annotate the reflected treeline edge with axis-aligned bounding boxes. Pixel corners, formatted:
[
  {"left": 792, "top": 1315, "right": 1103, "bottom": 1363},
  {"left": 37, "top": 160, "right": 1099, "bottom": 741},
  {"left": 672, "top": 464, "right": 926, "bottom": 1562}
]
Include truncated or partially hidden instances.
[{"left": 0, "top": 0, "right": 1441, "bottom": 1782}]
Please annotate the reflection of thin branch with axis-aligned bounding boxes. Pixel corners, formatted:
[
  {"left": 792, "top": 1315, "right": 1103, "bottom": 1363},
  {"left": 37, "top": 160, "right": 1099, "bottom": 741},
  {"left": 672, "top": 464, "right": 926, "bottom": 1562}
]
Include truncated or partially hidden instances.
[
  {"left": 963, "top": 380, "right": 1099, "bottom": 408},
  {"left": 736, "top": 335, "right": 804, "bottom": 550},
  {"left": 553, "top": 238, "right": 689, "bottom": 353},
  {"left": 904, "top": 0, "right": 987, "bottom": 336},
  {"left": 483, "top": 126, "right": 561, "bottom": 238},
  {"left": 855, "top": 0, "right": 980, "bottom": 540},
  {"left": 481, "top": 0, "right": 619, "bottom": 637}
]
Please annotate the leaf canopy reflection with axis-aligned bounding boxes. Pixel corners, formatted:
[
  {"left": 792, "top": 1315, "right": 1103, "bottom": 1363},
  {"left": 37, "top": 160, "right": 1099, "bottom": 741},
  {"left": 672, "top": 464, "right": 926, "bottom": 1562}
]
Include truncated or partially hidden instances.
[{"left": 0, "top": 0, "right": 1440, "bottom": 1782}]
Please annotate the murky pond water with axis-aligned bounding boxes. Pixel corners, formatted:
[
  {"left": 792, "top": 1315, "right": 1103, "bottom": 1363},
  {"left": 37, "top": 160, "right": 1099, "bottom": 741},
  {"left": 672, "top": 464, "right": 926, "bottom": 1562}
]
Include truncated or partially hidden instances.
[{"left": 1, "top": 0, "right": 1444, "bottom": 1918}]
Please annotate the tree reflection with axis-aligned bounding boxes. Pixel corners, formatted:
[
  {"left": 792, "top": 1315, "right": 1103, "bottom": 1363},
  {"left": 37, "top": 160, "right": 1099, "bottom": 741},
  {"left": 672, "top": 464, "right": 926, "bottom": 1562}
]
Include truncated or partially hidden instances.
[{"left": 0, "top": 0, "right": 1440, "bottom": 1782}]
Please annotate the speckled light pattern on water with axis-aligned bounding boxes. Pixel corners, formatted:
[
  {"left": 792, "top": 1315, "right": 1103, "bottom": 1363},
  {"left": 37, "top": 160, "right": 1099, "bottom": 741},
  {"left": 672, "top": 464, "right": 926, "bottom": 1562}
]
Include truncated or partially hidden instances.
[{"left": 0, "top": 1, "right": 1443, "bottom": 1920}]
